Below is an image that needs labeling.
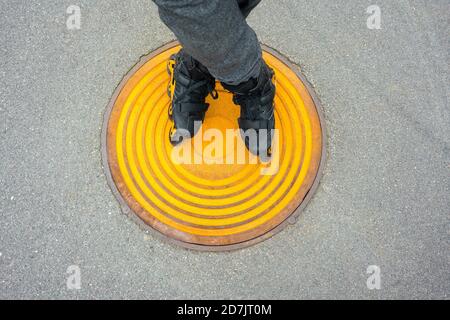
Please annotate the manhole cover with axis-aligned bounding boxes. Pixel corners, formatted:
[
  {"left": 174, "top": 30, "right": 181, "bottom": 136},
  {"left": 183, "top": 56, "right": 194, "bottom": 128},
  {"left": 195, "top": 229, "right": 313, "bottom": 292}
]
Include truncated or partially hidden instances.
[{"left": 102, "top": 41, "right": 326, "bottom": 250}]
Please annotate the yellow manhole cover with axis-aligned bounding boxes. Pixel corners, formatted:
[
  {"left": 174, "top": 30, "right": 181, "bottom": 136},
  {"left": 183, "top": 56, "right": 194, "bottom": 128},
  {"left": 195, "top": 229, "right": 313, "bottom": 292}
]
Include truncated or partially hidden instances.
[{"left": 102, "top": 41, "right": 326, "bottom": 250}]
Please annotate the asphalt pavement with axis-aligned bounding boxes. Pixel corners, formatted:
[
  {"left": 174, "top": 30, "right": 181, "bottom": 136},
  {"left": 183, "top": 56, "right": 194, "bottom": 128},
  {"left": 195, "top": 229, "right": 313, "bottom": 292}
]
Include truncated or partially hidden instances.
[{"left": 0, "top": 0, "right": 448, "bottom": 299}]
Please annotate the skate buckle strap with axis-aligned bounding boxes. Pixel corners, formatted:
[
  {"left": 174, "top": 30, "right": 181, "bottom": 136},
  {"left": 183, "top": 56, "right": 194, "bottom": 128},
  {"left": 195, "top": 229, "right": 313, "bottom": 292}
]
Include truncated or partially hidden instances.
[
  {"left": 174, "top": 102, "right": 209, "bottom": 113},
  {"left": 238, "top": 118, "right": 271, "bottom": 130}
]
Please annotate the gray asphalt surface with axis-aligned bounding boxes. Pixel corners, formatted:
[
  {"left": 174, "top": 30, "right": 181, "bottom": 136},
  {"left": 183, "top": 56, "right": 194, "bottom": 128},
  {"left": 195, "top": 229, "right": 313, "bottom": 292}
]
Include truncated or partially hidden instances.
[{"left": 1, "top": 0, "right": 449, "bottom": 299}]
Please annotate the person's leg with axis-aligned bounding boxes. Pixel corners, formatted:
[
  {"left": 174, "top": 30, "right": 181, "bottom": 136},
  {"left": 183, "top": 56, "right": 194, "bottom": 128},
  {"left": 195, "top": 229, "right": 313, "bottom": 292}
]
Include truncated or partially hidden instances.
[
  {"left": 155, "top": 0, "right": 275, "bottom": 156},
  {"left": 153, "top": 0, "right": 262, "bottom": 85}
]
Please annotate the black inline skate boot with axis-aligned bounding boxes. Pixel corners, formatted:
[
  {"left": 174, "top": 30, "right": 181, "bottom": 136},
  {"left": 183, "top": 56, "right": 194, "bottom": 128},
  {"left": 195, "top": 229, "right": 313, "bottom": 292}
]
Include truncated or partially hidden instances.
[
  {"left": 222, "top": 61, "right": 275, "bottom": 160},
  {"left": 167, "top": 49, "right": 218, "bottom": 146}
]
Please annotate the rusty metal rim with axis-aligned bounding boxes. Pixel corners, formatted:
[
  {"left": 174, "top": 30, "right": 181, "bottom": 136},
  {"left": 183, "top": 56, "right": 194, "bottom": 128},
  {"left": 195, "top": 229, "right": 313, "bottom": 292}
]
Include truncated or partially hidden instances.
[{"left": 101, "top": 40, "right": 327, "bottom": 252}]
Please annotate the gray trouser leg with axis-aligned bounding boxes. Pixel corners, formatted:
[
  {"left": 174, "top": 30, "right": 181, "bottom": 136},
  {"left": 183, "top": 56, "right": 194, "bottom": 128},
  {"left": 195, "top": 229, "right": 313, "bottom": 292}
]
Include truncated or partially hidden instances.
[{"left": 152, "top": 0, "right": 263, "bottom": 85}]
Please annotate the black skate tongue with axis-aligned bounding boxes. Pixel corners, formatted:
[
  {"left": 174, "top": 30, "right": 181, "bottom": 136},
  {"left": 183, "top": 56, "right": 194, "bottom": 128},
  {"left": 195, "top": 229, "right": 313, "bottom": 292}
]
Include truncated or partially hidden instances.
[
  {"left": 178, "top": 50, "right": 210, "bottom": 81},
  {"left": 222, "top": 77, "right": 258, "bottom": 95}
]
